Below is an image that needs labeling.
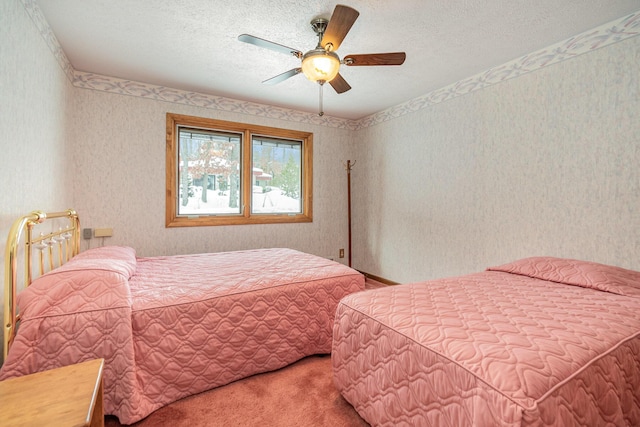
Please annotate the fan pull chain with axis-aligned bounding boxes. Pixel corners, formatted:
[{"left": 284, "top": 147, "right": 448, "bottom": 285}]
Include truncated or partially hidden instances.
[{"left": 318, "top": 81, "right": 324, "bottom": 116}]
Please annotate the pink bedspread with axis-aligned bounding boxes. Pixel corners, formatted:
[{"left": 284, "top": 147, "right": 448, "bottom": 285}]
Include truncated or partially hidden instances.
[
  {"left": 332, "top": 257, "right": 640, "bottom": 426},
  {"left": 1, "top": 247, "right": 364, "bottom": 424}
]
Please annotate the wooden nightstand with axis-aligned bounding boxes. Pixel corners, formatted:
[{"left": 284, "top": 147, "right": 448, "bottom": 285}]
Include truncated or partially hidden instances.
[{"left": 0, "top": 358, "right": 104, "bottom": 427}]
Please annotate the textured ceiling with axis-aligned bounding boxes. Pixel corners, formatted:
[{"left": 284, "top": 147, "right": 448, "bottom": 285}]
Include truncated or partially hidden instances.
[{"left": 36, "top": 0, "right": 640, "bottom": 120}]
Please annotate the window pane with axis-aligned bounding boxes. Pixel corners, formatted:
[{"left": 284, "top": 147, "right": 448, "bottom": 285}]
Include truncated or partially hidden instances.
[
  {"left": 251, "top": 137, "right": 302, "bottom": 214},
  {"left": 178, "top": 127, "right": 242, "bottom": 216}
]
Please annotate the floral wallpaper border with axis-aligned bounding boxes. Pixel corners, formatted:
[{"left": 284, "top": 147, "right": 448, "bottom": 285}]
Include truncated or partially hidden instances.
[
  {"left": 19, "top": 0, "right": 640, "bottom": 130},
  {"left": 71, "top": 71, "right": 360, "bottom": 130},
  {"left": 361, "top": 11, "right": 640, "bottom": 128},
  {"left": 20, "top": 0, "right": 74, "bottom": 82}
]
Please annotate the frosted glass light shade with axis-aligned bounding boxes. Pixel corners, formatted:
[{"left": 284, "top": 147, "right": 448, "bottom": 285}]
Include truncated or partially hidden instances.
[{"left": 301, "top": 49, "right": 340, "bottom": 83}]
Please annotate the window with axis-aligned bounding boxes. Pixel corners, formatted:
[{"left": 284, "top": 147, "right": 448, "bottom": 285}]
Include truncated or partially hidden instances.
[{"left": 166, "top": 113, "right": 313, "bottom": 226}]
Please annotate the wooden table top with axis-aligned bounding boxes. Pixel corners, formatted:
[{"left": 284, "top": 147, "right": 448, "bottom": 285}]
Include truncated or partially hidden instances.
[{"left": 0, "top": 358, "right": 104, "bottom": 427}]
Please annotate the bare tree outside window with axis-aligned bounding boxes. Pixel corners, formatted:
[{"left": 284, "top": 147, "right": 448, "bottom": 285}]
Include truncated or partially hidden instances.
[{"left": 178, "top": 129, "right": 241, "bottom": 215}]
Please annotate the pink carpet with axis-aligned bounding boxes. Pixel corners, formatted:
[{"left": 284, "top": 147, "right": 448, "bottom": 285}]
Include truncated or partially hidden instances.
[{"left": 105, "top": 355, "right": 368, "bottom": 426}]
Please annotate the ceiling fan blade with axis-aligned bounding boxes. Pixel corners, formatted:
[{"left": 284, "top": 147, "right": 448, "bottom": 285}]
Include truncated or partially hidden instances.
[
  {"left": 238, "top": 34, "right": 302, "bottom": 58},
  {"left": 329, "top": 73, "right": 351, "bottom": 94},
  {"left": 321, "top": 5, "right": 359, "bottom": 52},
  {"left": 344, "top": 52, "right": 406, "bottom": 66},
  {"left": 263, "top": 68, "right": 303, "bottom": 85}
]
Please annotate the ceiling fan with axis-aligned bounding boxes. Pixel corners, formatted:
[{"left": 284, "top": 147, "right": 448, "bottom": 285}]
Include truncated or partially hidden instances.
[{"left": 238, "top": 4, "right": 406, "bottom": 116}]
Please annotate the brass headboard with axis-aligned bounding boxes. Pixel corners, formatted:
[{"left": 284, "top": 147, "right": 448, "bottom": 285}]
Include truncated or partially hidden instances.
[{"left": 3, "top": 209, "right": 80, "bottom": 361}]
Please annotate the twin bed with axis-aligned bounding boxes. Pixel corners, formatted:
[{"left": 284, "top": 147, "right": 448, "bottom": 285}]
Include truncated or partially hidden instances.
[
  {"left": 332, "top": 256, "right": 640, "bottom": 426},
  {"left": 0, "top": 210, "right": 364, "bottom": 424},
  {"left": 2, "top": 210, "right": 640, "bottom": 426}
]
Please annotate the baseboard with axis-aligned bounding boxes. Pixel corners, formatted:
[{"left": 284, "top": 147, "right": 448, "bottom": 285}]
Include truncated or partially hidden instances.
[{"left": 358, "top": 270, "right": 400, "bottom": 286}]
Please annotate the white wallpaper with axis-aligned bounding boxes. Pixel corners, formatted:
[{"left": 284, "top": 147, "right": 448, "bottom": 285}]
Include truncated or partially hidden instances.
[
  {"left": 70, "top": 90, "right": 355, "bottom": 260},
  {"left": 0, "top": 0, "right": 74, "bottom": 358},
  {"left": 352, "top": 35, "right": 640, "bottom": 282}
]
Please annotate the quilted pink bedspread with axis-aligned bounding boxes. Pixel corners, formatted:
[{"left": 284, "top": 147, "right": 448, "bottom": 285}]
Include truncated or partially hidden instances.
[
  {"left": 0, "top": 246, "right": 364, "bottom": 424},
  {"left": 332, "top": 257, "right": 640, "bottom": 426}
]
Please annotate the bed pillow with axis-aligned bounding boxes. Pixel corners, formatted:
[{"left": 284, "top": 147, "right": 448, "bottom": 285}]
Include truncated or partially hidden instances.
[
  {"left": 55, "top": 245, "right": 137, "bottom": 279},
  {"left": 488, "top": 256, "right": 640, "bottom": 298},
  {"left": 17, "top": 246, "right": 136, "bottom": 318}
]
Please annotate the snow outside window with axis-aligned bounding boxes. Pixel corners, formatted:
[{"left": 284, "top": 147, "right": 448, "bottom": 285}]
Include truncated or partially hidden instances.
[{"left": 251, "top": 137, "right": 302, "bottom": 215}]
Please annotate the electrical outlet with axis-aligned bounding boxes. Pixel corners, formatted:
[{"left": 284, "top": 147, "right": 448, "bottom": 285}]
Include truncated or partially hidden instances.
[
  {"left": 82, "top": 228, "right": 93, "bottom": 240},
  {"left": 339, "top": 249, "right": 345, "bottom": 258}
]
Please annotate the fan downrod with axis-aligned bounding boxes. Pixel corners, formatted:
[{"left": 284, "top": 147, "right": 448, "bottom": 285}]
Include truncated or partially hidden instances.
[{"left": 310, "top": 18, "right": 329, "bottom": 46}]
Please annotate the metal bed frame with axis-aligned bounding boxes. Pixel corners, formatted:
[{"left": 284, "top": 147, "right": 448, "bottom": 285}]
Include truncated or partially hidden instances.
[{"left": 3, "top": 209, "right": 80, "bottom": 361}]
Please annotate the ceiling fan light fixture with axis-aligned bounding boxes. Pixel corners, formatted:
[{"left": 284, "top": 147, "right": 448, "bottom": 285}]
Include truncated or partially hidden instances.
[
  {"left": 238, "top": 4, "right": 406, "bottom": 115},
  {"left": 301, "top": 49, "right": 340, "bottom": 83}
]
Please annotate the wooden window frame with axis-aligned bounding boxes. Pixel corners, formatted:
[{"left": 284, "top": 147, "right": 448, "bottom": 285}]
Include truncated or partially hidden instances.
[{"left": 166, "top": 113, "right": 313, "bottom": 227}]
